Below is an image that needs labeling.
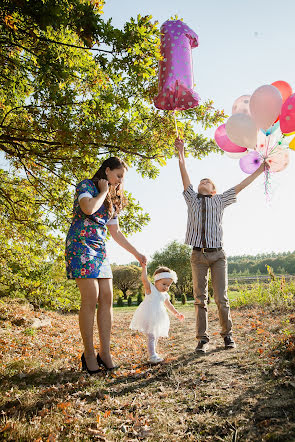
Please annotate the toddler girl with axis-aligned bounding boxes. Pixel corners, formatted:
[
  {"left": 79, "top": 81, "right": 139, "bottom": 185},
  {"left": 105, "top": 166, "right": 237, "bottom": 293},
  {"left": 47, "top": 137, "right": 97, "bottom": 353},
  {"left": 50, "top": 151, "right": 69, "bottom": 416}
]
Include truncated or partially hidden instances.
[{"left": 130, "top": 264, "right": 184, "bottom": 363}]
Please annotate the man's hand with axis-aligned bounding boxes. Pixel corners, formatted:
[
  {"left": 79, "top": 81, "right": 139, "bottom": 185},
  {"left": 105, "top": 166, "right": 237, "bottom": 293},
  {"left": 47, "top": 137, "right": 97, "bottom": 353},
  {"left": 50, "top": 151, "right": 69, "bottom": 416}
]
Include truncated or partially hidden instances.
[{"left": 175, "top": 138, "right": 185, "bottom": 156}]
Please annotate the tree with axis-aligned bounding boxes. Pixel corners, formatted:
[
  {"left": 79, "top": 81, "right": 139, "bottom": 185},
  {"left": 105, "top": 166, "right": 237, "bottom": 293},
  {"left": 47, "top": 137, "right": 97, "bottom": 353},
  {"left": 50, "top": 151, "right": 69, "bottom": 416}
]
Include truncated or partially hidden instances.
[
  {"left": 0, "top": 1, "right": 225, "bottom": 304},
  {"left": 0, "top": 1, "right": 224, "bottom": 239},
  {"left": 148, "top": 241, "right": 193, "bottom": 298},
  {"left": 112, "top": 265, "right": 141, "bottom": 299}
]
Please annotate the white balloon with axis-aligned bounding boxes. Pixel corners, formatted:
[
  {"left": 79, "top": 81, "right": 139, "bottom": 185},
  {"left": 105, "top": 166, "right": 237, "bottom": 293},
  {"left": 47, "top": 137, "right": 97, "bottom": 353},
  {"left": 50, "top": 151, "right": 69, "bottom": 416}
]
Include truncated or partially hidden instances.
[
  {"left": 225, "top": 150, "right": 249, "bottom": 159},
  {"left": 232, "top": 95, "right": 251, "bottom": 116},
  {"left": 226, "top": 113, "right": 257, "bottom": 149}
]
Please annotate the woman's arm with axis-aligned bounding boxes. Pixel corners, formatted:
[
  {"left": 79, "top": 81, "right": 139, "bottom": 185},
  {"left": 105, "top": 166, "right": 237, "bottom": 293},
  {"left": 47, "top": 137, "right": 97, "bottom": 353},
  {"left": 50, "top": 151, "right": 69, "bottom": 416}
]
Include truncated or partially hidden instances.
[
  {"left": 235, "top": 163, "right": 267, "bottom": 195},
  {"left": 79, "top": 179, "right": 109, "bottom": 215},
  {"left": 164, "top": 299, "right": 184, "bottom": 320},
  {"left": 175, "top": 138, "right": 191, "bottom": 191},
  {"left": 141, "top": 263, "right": 151, "bottom": 295},
  {"left": 107, "top": 223, "right": 147, "bottom": 266}
]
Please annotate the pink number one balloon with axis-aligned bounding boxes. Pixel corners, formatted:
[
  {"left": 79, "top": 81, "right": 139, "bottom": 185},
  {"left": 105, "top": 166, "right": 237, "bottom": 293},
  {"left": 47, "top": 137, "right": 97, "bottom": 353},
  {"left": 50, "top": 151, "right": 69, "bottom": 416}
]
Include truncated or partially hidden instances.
[{"left": 154, "top": 20, "right": 200, "bottom": 111}]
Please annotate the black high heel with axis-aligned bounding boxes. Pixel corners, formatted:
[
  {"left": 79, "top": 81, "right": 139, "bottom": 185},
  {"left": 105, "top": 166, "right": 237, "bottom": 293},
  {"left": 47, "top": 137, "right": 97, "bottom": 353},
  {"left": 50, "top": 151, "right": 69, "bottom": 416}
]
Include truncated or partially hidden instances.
[
  {"left": 97, "top": 353, "right": 118, "bottom": 371},
  {"left": 81, "top": 353, "right": 101, "bottom": 375}
]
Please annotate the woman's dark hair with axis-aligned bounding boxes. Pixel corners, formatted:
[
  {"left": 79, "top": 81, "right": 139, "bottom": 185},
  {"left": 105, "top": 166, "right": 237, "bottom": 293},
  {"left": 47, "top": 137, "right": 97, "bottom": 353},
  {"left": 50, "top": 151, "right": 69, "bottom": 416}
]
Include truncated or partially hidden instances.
[{"left": 91, "top": 157, "right": 128, "bottom": 216}]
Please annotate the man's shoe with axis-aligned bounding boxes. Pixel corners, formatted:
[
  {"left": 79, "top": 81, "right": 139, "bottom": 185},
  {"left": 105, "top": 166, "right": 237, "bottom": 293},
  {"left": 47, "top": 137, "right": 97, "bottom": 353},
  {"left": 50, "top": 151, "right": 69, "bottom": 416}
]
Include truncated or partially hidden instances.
[
  {"left": 224, "top": 335, "right": 236, "bottom": 349},
  {"left": 195, "top": 340, "right": 209, "bottom": 353}
]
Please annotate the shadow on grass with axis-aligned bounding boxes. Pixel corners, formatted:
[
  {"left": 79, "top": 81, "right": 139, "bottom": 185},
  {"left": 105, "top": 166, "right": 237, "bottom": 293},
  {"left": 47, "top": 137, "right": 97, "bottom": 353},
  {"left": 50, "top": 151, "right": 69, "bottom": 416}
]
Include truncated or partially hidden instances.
[{"left": 1, "top": 366, "right": 108, "bottom": 418}]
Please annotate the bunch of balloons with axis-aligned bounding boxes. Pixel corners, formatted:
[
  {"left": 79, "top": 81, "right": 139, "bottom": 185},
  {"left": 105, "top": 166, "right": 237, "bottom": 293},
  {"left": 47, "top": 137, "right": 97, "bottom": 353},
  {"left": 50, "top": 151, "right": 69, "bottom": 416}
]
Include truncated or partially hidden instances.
[
  {"left": 153, "top": 19, "right": 200, "bottom": 134},
  {"left": 214, "top": 81, "right": 293, "bottom": 176}
]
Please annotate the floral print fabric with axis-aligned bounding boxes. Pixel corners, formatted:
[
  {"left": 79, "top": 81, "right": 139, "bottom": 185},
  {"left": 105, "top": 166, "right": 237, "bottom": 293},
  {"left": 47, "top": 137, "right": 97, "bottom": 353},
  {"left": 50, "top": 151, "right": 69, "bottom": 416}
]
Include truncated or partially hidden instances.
[{"left": 65, "top": 179, "right": 117, "bottom": 279}]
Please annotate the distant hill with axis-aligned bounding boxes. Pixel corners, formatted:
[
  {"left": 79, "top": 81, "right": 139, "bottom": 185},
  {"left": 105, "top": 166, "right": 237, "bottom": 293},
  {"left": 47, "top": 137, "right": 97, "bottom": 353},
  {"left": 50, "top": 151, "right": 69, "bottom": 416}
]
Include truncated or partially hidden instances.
[{"left": 227, "top": 251, "right": 295, "bottom": 275}]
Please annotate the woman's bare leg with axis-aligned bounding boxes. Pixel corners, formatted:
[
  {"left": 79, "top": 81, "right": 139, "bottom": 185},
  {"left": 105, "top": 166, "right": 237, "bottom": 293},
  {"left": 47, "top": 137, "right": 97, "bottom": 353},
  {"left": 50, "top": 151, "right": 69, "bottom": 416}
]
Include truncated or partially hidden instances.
[
  {"left": 97, "top": 278, "right": 114, "bottom": 368},
  {"left": 76, "top": 278, "right": 99, "bottom": 371}
]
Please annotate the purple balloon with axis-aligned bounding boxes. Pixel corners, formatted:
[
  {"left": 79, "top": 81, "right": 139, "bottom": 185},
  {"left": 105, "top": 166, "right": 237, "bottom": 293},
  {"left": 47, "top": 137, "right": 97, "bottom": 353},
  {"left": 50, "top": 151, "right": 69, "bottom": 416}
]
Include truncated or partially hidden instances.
[
  {"left": 214, "top": 124, "right": 248, "bottom": 153},
  {"left": 239, "top": 151, "right": 262, "bottom": 174},
  {"left": 154, "top": 20, "right": 200, "bottom": 111}
]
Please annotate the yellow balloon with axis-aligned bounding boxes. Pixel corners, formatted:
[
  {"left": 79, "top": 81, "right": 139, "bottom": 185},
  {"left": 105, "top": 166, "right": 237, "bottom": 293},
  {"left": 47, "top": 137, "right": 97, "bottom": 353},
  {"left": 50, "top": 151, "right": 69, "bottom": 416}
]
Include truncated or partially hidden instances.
[{"left": 289, "top": 136, "right": 295, "bottom": 150}]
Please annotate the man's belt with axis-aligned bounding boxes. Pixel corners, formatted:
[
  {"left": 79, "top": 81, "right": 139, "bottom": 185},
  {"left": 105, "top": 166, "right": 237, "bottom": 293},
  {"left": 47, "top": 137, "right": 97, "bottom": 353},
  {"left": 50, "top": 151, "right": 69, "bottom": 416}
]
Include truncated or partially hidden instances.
[{"left": 193, "top": 247, "right": 222, "bottom": 253}]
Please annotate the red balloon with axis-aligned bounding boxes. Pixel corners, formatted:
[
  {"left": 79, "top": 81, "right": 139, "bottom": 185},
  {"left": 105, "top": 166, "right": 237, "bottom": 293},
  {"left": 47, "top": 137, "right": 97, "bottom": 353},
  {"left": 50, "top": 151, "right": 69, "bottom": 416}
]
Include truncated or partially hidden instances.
[{"left": 271, "top": 81, "right": 292, "bottom": 103}]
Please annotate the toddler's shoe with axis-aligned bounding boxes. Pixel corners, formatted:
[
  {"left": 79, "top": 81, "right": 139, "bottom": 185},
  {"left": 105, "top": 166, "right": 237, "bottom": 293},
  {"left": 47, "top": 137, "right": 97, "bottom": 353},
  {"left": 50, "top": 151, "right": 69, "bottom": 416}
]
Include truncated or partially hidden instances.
[
  {"left": 195, "top": 340, "right": 209, "bottom": 353},
  {"left": 224, "top": 335, "right": 236, "bottom": 349},
  {"left": 149, "top": 354, "right": 164, "bottom": 364}
]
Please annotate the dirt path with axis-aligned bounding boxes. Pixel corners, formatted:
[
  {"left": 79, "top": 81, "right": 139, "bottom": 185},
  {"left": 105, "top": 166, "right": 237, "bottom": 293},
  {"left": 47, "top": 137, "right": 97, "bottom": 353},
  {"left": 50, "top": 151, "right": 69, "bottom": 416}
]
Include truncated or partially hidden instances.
[{"left": 0, "top": 301, "right": 295, "bottom": 441}]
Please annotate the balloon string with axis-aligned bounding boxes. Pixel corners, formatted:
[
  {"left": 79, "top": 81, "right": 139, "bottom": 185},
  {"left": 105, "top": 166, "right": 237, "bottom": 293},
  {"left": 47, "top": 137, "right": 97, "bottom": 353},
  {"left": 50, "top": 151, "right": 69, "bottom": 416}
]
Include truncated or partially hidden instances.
[
  {"left": 173, "top": 111, "right": 179, "bottom": 137},
  {"left": 264, "top": 165, "right": 271, "bottom": 203}
]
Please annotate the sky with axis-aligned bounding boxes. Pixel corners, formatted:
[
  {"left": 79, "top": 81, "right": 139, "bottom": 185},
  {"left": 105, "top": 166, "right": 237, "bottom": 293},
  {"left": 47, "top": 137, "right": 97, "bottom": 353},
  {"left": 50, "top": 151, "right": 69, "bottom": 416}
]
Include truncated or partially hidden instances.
[{"left": 104, "top": 0, "right": 295, "bottom": 264}]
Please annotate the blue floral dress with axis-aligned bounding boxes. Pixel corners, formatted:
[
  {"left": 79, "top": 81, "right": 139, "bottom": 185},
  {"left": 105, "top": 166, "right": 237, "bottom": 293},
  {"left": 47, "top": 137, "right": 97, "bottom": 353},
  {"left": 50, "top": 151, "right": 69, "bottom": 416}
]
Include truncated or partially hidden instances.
[{"left": 65, "top": 179, "right": 118, "bottom": 279}]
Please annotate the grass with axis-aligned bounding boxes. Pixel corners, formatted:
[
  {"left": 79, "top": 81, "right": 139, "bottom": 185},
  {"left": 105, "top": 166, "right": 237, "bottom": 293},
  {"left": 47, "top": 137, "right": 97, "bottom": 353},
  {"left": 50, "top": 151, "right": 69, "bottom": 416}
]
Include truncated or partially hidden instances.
[{"left": 1, "top": 293, "right": 295, "bottom": 441}]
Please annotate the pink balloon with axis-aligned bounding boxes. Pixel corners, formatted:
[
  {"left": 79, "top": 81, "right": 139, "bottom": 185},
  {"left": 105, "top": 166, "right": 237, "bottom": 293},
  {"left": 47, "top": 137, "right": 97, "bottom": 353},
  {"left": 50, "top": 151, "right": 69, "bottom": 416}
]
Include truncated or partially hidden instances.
[
  {"left": 239, "top": 151, "right": 262, "bottom": 174},
  {"left": 214, "top": 124, "right": 247, "bottom": 153},
  {"left": 232, "top": 95, "right": 251, "bottom": 116},
  {"left": 249, "top": 85, "right": 282, "bottom": 130},
  {"left": 154, "top": 20, "right": 200, "bottom": 111},
  {"left": 280, "top": 93, "right": 295, "bottom": 135}
]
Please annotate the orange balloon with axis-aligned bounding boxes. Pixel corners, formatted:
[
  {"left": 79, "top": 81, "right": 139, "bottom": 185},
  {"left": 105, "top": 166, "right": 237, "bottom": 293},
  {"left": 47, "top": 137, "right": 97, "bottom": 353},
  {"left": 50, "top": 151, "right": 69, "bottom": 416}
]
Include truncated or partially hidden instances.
[
  {"left": 271, "top": 80, "right": 292, "bottom": 103},
  {"left": 272, "top": 81, "right": 292, "bottom": 123}
]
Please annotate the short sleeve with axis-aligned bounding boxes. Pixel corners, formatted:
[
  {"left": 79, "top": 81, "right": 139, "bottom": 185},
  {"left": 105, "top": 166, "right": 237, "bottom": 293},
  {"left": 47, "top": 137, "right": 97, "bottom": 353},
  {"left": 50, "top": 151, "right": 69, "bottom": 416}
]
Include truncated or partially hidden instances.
[
  {"left": 183, "top": 184, "right": 197, "bottom": 206},
  {"left": 78, "top": 192, "right": 93, "bottom": 202},
  {"left": 221, "top": 187, "right": 237, "bottom": 209},
  {"left": 76, "top": 180, "right": 96, "bottom": 201},
  {"left": 106, "top": 214, "right": 119, "bottom": 226}
]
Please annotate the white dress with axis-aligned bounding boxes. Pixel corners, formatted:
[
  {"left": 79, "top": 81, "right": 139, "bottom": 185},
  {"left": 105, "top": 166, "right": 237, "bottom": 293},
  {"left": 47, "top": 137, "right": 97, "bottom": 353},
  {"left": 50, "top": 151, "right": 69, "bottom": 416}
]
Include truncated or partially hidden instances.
[{"left": 130, "top": 282, "right": 170, "bottom": 338}]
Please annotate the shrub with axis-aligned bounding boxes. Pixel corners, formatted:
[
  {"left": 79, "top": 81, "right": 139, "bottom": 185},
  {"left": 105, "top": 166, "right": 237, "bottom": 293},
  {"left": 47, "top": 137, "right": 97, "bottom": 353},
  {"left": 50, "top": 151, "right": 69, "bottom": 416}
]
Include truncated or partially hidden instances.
[
  {"left": 181, "top": 293, "right": 187, "bottom": 305},
  {"left": 137, "top": 292, "right": 143, "bottom": 305},
  {"left": 170, "top": 293, "right": 176, "bottom": 305},
  {"left": 127, "top": 295, "right": 132, "bottom": 307},
  {"left": 230, "top": 277, "right": 295, "bottom": 309},
  {"left": 117, "top": 296, "right": 124, "bottom": 307}
]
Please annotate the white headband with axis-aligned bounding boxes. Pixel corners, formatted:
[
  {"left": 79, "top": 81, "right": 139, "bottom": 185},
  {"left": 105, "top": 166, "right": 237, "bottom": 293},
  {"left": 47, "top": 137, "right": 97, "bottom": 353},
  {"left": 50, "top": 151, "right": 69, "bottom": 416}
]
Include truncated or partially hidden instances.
[{"left": 154, "top": 271, "right": 178, "bottom": 284}]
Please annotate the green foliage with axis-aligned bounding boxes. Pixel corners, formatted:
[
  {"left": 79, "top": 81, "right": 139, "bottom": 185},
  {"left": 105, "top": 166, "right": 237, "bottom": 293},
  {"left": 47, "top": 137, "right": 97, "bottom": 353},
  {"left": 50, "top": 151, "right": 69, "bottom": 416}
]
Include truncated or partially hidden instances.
[
  {"left": 170, "top": 293, "right": 176, "bottom": 305},
  {"left": 181, "top": 293, "right": 187, "bottom": 305},
  {"left": 230, "top": 277, "right": 295, "bottom": 309},
  {"left": 0, "top": 1, "right": 225, "bottom": 308},
  {"left": 127, "top": 295, "right": 132, "bottom": 307},
  {"left": 0, "top": 1, "right": 224, "bottom": 240},
  {"left": 148, "top": 241, "right": 193, "bottom": 299},
  {"left": 112, "top": 265, "right": 141, "bottom": 299},
  {"left": 208, "top": 272, "right": 213, "bottom": 298},
  {"left": 137, "top": 292, "right": 143, "bottom": 306},
  {"left": 0, "top": 223, "right": 81, "bottom": 312},
  {"left": 117, "top": 295, "right": 124, "bottom": 307},
  {"left": 228, "top": 251, "right": 295, "bottom": 275},
  {"left": 266, "top": 265, "right": 276, "bottom": 281}
]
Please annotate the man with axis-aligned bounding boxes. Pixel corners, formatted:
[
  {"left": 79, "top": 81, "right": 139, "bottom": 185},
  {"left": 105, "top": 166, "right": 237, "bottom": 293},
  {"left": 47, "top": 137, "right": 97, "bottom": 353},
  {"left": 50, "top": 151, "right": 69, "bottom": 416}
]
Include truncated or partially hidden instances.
[{"left": 175, "top": 138, "right": 267, "bottom": 353}]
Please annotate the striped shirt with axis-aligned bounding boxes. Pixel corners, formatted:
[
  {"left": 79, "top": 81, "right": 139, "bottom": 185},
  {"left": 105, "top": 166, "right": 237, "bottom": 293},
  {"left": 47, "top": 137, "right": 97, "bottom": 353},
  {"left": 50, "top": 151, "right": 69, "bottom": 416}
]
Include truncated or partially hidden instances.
[{"left": 183, "top": 185, "right": 237, "bottom": 248}]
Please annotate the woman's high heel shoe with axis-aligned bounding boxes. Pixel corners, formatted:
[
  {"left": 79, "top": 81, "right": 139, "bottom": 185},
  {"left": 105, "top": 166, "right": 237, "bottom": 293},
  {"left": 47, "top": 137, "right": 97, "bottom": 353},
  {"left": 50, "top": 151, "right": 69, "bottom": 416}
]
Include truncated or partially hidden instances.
[
  {"left": 81, "top": 353, "right": 101, "bottom": 375},
  {"left": 97, "top": 353, "right": 118, "bottom": 371}
]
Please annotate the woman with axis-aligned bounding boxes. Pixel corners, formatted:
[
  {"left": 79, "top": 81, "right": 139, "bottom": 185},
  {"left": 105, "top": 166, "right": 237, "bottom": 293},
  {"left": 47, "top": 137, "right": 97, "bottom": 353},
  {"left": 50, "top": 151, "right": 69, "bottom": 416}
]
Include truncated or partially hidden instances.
[{"left": 65, "top": 157, "right": 146, "bottom": 373}]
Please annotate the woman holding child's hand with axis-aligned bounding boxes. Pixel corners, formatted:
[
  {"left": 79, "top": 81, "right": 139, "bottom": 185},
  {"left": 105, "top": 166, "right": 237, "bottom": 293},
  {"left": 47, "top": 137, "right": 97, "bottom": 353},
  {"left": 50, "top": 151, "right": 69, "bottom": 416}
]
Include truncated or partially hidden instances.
[{"left": 65, "top": 157, "right": 146, "bottom": 374}]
